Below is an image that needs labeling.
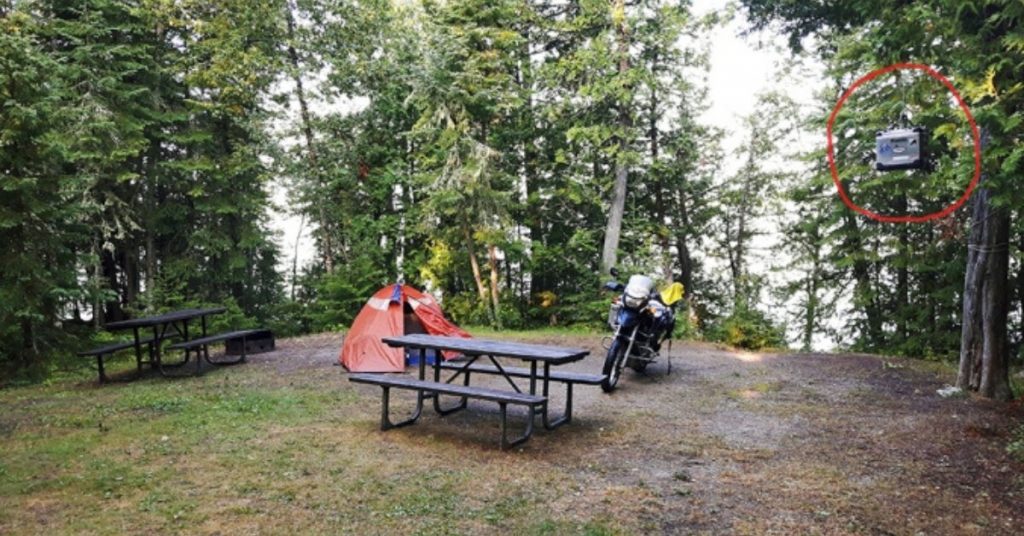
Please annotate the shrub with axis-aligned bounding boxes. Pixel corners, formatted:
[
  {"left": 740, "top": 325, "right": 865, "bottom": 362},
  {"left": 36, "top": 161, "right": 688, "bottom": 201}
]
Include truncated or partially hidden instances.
[{"left": 707, "top": 302, "right": 785, "bottom": 350}]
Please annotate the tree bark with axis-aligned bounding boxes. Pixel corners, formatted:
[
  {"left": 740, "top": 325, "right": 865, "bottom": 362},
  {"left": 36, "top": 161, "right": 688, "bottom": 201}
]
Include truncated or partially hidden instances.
[
  {"left": 803, "top": 240, "right": 821, "bottom": 352},
  {"left": 733, "top": 207, "right": 747, "bottom": 298},
  {"left": 979, "top": 210, "right": 1011, "bottom": 399},
  {"left": 122, "top": 248, "right": 139, "bottom": 308},
  {"left": 600, "top": 0, "right": 631, "bottom": 274},
  {"left": 20, "top": 317, "right": 34, "bottom": 366},
  {"left": 291, "top": 213, "right": 305, "bottom": 301},
  {"left": 843, "top": 210, "right": 883, "bottom": 346},
  {"left": 1018, "top": 227, "right": 1023, "bottom": 360},
  {"left": 487, "top": 244, "right": 503, "bottom": 329},
  {"left": 462, "top": 217, "right": 489, "bottom": 316},
  {"left": 145, "top": 226, "right": 156, "bottom": 298},
  {"left": 957, "top": 141, "right": 1014, "bottom": 400},
  {"left": 518, "top": 21, "right": 539, "bottom": 310},
  {"left": 101, "top": 247, "right": 122, "bottom": 323},
  {"left": 144, "top": 16, "right": 162, "bottom": 300},
  {"left": 896, "top": 195, "right": 909, "bottom": 340},
  {"left": 674, "top": 188, "right": 694, "bottom": 295},
  {"left": 647, "top": 56, "right": 673, "bottom": 282}
]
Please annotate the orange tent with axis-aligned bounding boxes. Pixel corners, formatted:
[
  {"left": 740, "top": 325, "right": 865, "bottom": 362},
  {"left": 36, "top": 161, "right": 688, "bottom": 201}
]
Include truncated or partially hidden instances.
[{"left": 339, "top": 284, "right": 471, "bottom": 372}]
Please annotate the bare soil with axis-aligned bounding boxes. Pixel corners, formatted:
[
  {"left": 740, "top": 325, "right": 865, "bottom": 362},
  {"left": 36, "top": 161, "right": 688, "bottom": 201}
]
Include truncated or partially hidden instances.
[{"left": 260, "top": 332, "right": 1024, "bottom": 534}]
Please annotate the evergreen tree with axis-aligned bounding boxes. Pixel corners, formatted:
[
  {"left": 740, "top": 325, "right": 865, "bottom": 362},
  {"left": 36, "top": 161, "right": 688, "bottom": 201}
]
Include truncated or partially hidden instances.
[{"left": 742, "top": 0, "right": 1023, "bottom": 398}]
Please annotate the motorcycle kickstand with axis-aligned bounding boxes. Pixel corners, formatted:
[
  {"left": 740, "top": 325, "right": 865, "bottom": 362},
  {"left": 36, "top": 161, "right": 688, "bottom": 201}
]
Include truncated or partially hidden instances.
[{"left": 666, "top": 339, "right": 672, "bottom": 376}]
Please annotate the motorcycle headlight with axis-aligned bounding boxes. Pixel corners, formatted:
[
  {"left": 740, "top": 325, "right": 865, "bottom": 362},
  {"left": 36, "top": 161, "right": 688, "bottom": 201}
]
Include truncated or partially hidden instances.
[{"left": 623, "top": 293, "right": 647, "bottom": 309}]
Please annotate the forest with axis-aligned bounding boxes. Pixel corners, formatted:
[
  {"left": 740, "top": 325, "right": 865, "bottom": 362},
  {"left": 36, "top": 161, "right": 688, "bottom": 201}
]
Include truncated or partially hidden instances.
[{"left": 1, "top": 0, "right": 1022, "bottom": 399}]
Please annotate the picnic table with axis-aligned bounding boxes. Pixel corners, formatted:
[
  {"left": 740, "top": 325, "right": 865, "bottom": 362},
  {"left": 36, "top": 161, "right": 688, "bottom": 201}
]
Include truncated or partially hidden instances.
[
  {"left": 349, "top": 334, "right": 604, "bottom": 448},
  {"left": 103, "top": 307, "right": 226, "bottom": 377}
]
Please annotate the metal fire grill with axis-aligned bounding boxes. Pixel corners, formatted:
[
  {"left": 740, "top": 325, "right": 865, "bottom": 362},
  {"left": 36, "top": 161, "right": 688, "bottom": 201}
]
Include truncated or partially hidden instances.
[{"left": 225, "top": 329, "right": 275, "bottom": 355}]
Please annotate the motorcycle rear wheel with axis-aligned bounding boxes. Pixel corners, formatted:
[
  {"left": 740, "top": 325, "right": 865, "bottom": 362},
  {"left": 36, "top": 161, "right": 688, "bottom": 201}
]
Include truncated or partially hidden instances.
[{"left": 601, "top": 338, "right": 627, "bottom": 392}]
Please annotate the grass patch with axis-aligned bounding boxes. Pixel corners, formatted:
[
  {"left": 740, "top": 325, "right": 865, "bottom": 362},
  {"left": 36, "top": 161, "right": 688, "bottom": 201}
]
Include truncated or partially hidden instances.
[
  {"left": 728, "top": 381, "right": 784, "bottom": 400},
  {"left": 464, "top": 325, "right": 601, "bottom": 339},
  {"left": 0, "top": 355, "right": 588, "bottom": 534},
  {"left": 531, "top": 519, "right": 623, "bottom": 536}
]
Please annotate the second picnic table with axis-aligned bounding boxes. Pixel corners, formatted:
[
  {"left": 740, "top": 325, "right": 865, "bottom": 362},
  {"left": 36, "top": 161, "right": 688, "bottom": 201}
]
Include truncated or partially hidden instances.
[
  {"left": 350, "top": 334, "right": 604, "bottom": 448},
  {"left": 104, "top": 307, "right": 226, "bottom": 376}
]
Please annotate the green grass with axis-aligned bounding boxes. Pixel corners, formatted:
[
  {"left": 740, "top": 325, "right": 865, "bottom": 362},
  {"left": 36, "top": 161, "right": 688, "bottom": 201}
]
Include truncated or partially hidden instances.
[{"left": 0, "top": 346, "right": 618, "bottom": 534}]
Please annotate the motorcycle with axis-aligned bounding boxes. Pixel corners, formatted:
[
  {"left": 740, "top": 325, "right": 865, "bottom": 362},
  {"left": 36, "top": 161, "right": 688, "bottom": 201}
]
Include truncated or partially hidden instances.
[{"left": 600, "top": 268, "right": 684, "bottom": 392}]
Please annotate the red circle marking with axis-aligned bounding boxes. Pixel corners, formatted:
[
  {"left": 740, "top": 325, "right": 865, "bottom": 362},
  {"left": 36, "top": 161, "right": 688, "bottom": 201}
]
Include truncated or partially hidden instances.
[{"left": 826, "top": 63, "right": 982, "bottom": 223}]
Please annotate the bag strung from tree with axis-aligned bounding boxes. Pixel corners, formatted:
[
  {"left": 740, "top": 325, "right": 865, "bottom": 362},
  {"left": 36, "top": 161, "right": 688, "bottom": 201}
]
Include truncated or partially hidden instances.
[{"left": 875, "top": 126, "right": 929, "bottom": 171}]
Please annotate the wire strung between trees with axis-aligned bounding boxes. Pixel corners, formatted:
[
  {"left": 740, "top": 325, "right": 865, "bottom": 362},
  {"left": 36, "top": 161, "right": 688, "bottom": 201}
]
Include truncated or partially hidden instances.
[{"left": 966, "top": 243, "right": 1009, "bottom": 253}]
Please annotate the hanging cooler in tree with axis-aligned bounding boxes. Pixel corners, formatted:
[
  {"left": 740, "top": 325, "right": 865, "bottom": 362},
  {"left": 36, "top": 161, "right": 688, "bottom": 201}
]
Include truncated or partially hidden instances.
[{"left": 875, "top": 126, "right": 929, "bottom": 171}]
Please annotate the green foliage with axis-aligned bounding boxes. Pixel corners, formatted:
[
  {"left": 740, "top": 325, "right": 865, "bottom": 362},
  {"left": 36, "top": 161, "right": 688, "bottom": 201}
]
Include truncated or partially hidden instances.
[
  {"left": 278, "top": 0, "right": 720, "bottom": 337},
  {"left": 306, "top": 258, "right": 389, "bottom": 332},
  {"left": 24, "top": 0, "right": 1024, "bottom": 380},
  {"left": 0, "top": 0, "right": 287, "bottom": 380},
  {"left": 742, "top": 0, "right": 1024, "bottom": 364},
  {"left": 707, "top": 301, "right": 786, "bottom": 351},
  {"left": 1008, "top": 424, "right": 1024, "bottom": 463},
  {"left": 444, "top": 293, "right": 497, "bottom": 330}
]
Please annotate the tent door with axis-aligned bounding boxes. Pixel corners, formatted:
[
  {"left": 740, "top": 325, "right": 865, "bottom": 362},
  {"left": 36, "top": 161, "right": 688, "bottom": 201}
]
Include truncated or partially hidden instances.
[{"left": 403, "top": 303, "right": 438, "bottom": 365}]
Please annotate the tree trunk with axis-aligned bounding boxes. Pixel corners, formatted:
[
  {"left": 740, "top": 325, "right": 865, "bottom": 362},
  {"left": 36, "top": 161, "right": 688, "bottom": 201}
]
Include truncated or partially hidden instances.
[
  {"left": 518, "top": 23, "right": 539, "bottom": 310},
  {"left": 648, "top": 61, "right": 673, "bottom": 282},
  {"left": 462, "top": 217, "right": 489, "bottom": 316},
  {"left": 843, "top": 211, "right": 883, "bottom": 346},
  {"left": 291, "top": 213, "right": 305, "bottom": 301},
  {"left": 979, "top": 209, "right": 1011, "bottom": 399},
  {"left": 487, "top": 244, "right": 503, "bottom": 329},
  {"left": 123, "top": 248, "right": 139, "bottom": 308},
  {"left": 730, "top": 175, "right": 752, "bottom": 302},
  {"left": 674, "top": 188, "right": 694, "bottom": 295},
  {"left": 285, "top": 1, "right": 334, "bottom": 273},
  {"left": 145, "top": 228, "right": 156, "bottom": 298},
  {"left": 896, "top": 195, "right": 909, "bottom": 340},
  {"left": 1018, "top": 228, "right": 1023, "bottom": 359},
  {"left": 734, "top": 209, "right": 747, "bottom": 298},
  {"left": 957, "top": 142, "right": 1014, "bottom": 400},
  {"left": 101, "top": 247, "right": 122, "bottom": 323},
  {"left": 20, "top": 317, "right": 34, "bottom": 366},
  {"left": 600, "top": 0, "right": 631, "bottom": 274},
  {"left": 803, "top": 242, "right": 821, "bottom": 352}
]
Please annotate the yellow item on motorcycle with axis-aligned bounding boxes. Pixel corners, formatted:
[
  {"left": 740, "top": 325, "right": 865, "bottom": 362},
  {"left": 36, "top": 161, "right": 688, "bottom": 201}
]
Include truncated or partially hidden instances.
[{"left": 660, "top": 282, "right": 685, "bottom": 306}]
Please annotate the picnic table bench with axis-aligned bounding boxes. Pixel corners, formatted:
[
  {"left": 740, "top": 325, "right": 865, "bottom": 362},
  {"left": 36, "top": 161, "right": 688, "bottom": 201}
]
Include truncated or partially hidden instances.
[
  {"left": 349, "top": 374, "right": 546, "bottom": 449},
  {"left": 348, "top": 334, "right": 602, "bottom": 449},
  {"left": 78, "top": 337, "right": 157, "bottom": 383},
  {"left": 436, "top": 361, "right": 603, "bottom": 424},
  {"left": 167, "top": 329, "right": 264, "bottom": 375}
]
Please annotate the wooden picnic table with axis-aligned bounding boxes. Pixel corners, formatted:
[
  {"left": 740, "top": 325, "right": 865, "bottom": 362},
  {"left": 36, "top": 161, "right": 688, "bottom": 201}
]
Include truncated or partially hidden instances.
[
  {"left": 104, "top": 307, "right": 226, "bottom": 377},
  {"left": 349, "top": 334, "right": 601, "bottom": 448}
]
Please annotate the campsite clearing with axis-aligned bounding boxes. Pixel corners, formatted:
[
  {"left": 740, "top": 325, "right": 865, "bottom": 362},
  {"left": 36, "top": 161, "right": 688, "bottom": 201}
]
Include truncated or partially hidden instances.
[{"left": 1, "top": 331, "right": 1021, "bottom": 534}]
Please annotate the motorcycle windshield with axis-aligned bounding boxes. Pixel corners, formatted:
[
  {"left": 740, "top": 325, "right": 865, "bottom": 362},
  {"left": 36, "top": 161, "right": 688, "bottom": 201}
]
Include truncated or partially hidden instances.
[{"left": 625, "top": 275, "right": 654, "bottom": 299}]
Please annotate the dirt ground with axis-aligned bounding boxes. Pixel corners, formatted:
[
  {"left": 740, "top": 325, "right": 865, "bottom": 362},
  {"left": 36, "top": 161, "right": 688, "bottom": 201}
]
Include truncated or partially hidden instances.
[
  {"left": 275, "top": 332, "right": 1024, "bottom": 534},
  {"left": 2, "top": 331, "right": 1022, "bottom": 535}
]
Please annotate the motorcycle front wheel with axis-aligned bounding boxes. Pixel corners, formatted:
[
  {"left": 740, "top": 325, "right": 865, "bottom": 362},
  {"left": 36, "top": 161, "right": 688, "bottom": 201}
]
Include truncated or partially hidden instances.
[{"left": 601, "top": 338, "right": 628, "bottom": 392}]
